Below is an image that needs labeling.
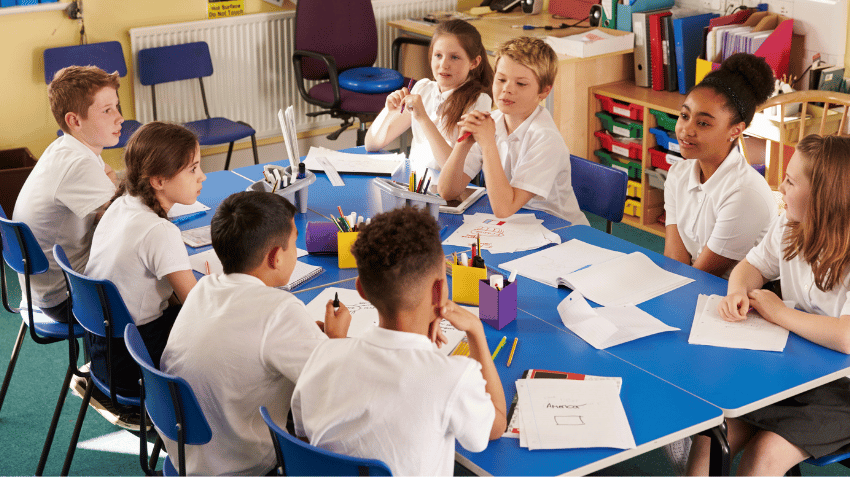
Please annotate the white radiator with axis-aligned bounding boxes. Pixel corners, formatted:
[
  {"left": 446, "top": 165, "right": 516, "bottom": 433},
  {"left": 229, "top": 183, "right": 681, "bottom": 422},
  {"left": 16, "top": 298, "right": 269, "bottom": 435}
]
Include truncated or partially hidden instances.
[{"left": 129, "top": 0, "right": 454, "bottom": 141}]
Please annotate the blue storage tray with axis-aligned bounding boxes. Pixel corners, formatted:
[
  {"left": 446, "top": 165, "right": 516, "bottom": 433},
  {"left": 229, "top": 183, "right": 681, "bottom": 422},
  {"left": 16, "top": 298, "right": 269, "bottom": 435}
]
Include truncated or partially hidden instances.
[
  {"left": 649, "top": 127, "right": 680, "bottom": 154},
  {"left": 603, "top": 0, "right": 675, "bottom": 31}
]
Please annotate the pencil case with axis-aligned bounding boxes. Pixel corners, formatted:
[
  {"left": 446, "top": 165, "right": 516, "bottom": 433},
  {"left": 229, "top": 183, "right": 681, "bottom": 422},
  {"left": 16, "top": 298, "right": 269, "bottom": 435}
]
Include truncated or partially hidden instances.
[
  {"left": 452, "top": 263, "right": 487, "bottom": 306},
  {"left": 305, "top": 221, "right": 338, "bottom": 254},
  {"left": 479, "top": 278, "right": 517, "bottom": 331},
  {"left": 372, "top": 178, "right": 446, "bottom": 221},
  {"left": 246, "top": 164, "right": 316, "bottom": 213},
  {"left": 337, "top": 231, "right": 359, "bottom": 269}
]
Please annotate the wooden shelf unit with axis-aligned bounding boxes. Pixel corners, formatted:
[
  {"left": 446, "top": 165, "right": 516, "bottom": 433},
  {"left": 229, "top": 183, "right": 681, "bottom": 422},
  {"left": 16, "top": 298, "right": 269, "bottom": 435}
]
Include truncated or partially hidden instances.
[{"left": 589, "top": 81, "right": 686, "bottom": 238}]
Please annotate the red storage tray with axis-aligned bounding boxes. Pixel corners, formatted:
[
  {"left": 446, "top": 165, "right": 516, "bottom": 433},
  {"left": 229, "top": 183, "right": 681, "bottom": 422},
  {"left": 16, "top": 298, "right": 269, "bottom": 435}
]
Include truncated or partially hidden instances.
[
  {"left": 594, "top": 93, "right": 643, "bottom": 121},
  {"left": 595, "top": 130, "right": 642, "bottom": 160},
  {"left": 648, "top": 147, "right": 684, "bottom": 171}
]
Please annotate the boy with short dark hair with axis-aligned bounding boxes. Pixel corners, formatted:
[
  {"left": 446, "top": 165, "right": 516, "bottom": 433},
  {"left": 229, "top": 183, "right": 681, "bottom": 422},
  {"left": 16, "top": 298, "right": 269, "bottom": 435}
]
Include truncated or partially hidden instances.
[
  {"left": 14, "top": 65, "right": 121, "bottom": 321},
  {"left": 160, "top": 191, "right": 351, "bottom": 475},
  {"left": 291, "top": 206, "right": 506, "bottom": 476},
  {"left": 438, "top": 36, "right": 589, "bottom": 226}
]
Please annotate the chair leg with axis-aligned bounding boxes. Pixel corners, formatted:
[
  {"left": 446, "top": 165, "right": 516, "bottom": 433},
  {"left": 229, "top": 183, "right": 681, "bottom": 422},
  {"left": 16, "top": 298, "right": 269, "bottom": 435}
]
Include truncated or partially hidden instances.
[
  {"left": 356, "top": 122, "right": 368, "bottom": 147},
  {"left": 0, "top": 320, "right": 27, "bottom": 415},
  {"left": 35, "top": 360, "right": 76, "bottom": 476},
  {"left": 224, "top": 142, "right": 235, "bottom": 171},
  {"left": 149, "top": 436, "right": 163, "bottom": 474},
  {"left": 250, "top": 134, "right": 259, "bottom": 167},
  {"left": 60, "top": 378, "right": 94, "bottom": 476}
]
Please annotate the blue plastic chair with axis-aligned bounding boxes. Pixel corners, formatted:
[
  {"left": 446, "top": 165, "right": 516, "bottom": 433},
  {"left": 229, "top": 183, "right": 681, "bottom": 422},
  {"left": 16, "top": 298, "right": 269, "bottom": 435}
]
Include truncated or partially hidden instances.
[
  {"left": 43, "top": 41, "right": 143, "bottom": 149},
  {"left": 52, "top": 244, "right": 140, "bottom": 476},
  {"left": 571, "top": 155, "right": 628, "bottom": 234},
  {"left": 787, "top": 453, "right": 850, "bottom": 476},
  {"left": 0, "top": 209, "right": 86, "bottom": 476},
  {"left": 124, "top": 323, "right": 212, "bottom": 476},
  {"left": 259, "top": 406, "right": 392, "bottom": 476},
  {"left": 136, "top": 41, "right": 259, "bottom": 171}
]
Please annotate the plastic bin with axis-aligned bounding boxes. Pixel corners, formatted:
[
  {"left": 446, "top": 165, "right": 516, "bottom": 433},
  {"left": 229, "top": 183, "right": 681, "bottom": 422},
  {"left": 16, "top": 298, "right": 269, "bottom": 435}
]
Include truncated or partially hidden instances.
[
  {"left": 624, "top": 198, "right": 642, "bottom": 218},
  {"left": 596, "top": 111, "right": 643, "bottom": 139},
  {"left": 648, "top": 147, "right": 684, "bottom": 171},
  {"left": 649, "top": 127, "right": 680, "bottom": 153},
  {"left": 627, "top": 180, "right": 642, "bottom": 198},
  {"left": 246, "top": 164, "right": 315, "bottom": 213},
  {"left": 650, "top": 108, "right": 678, "bottom": 132},
  {"left": 595, "top": 130, "right": 642, "bottom": 160},
  {"left": 594, "top": 149, "right": 642, "bottom": 180},
  {"left": 594, "top": 94, "right": 643, "bottom": 121},
  {"left": 372, "top": 178, "right": 446, "bottom": 221},
  {"left": 645, "top": 167, "right": 668, "bottom": 190},
  {"left": 0, "top": 148, "right": 37, "bottom": 218}
]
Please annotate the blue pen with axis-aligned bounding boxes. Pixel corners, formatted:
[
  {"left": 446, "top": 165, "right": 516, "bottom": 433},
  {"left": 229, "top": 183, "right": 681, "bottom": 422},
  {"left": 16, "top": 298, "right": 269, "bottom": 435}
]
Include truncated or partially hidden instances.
[{"left": 170, "top": 210, "right": 207, "bottom": 225}]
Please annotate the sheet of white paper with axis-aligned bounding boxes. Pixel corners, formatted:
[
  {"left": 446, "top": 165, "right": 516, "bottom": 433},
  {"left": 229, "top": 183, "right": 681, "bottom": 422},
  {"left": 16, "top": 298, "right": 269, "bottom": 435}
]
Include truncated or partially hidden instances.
[
  {"left": 516, "top": 378, "right": 636, "bottom": 450},
  {"left": 557, "top": 291, "right": 620, "bottom": 349},
  {"left": 315, "top": 156, "right": 345, "bottom": 186},
  {"left": 167, "top": 201, "right": 210, "bottom": 218},
  {"left": 688, "top": 294, "right": 791, "bottom": 352},
  {"left": 181, "top": 225, "right": 211, "bottom": 248},
  {"left": 304, "top": 147, "right": 404, "bottom": 175},
  {"left": 279, "top": 107, "right": 301, "bottom": 172},
  {"left": 595, "top": 303, "right": 679, "bottom": 348},
  {"left": 443, "top": 213, "right": 560, "bottom": 254},
  {"left": 563, "top": 252, "right": 693, "bottom": 306},
  {"left": 188, "top": 249, "right": 222, "bottom": 275},
  {"left": 303, "top": 287, "right": 469, "bottom": 355},
  {"left": 499, "top": 239, "right": 625, "bottom": 287}
]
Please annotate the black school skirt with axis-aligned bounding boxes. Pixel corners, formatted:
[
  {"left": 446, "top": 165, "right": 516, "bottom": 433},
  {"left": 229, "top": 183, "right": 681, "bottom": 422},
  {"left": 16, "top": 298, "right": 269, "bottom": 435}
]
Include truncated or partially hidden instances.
[{"left": 739, "top": 377, "right": 850, "bottom": 459}]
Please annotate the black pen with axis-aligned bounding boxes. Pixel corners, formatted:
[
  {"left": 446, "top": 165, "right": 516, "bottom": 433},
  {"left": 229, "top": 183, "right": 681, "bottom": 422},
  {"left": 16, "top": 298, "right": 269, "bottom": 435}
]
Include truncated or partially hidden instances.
[{"left": 333, "top": 292, "right": 339, "bottom": 310}]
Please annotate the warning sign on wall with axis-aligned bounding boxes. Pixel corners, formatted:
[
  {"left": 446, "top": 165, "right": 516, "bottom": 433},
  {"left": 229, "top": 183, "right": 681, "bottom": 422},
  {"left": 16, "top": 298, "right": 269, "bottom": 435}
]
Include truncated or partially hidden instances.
[{"left": 208, "top": 0, "right": 244, "bottom": 19}]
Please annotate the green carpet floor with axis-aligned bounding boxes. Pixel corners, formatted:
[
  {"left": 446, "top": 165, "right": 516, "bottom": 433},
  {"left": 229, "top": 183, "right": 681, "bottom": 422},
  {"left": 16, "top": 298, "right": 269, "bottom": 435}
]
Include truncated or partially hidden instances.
[{"left": 0, "top": 213, "right": 846, "bottom": 477}]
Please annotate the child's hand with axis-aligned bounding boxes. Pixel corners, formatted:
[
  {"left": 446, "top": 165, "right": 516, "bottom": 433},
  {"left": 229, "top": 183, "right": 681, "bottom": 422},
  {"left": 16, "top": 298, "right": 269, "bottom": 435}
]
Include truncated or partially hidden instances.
[
  {"left": 439, "top": 300, "right": 484, "bottom": 336},
  {"left": 402, "top": 93, "right": 426, "bottom": 119},
  {"left": 457, "top": 111, "right": 494, "bottom": 144},
  {"left": 427, "top": 316, "right": 449, "bottom": 348},
  {"left": 385, "top": 86, "right": 411, "bottom": 112},
  {"left": 718, "top": 291, "right": 749, "bottom": 321},
  {"left": 747, "top": 289, "right": 786, "bottom": 325},
  {"left": 323, "top": 299, "right": 351, "bottom": 339}
]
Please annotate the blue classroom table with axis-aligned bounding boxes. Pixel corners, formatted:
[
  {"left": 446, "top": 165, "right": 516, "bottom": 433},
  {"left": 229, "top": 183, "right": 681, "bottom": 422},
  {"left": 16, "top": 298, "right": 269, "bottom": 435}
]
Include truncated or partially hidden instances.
[{"left": 186, "top": 154, "right": 729, "bottom": 476}]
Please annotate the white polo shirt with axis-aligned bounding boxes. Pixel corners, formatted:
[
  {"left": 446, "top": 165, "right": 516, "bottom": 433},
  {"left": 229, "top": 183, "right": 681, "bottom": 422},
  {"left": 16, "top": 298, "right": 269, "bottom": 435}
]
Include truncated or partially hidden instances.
[
  {"left": 12, "top": 135, "right": 115, "bottom": 308},
  {"left": 292, "top": 325, "right": 495, "bottom": 476},
  {"left": 664, "top": 147, "right": 776, "bottom": 268},
  {"left": 462, "top": 105, "right": 589, "bottom": 226},
  {"left": 747, "top": 213, "right": 850, "bottom": 318},
  {"left": 160, "top": 273, "right": 328, "bottom": 476},
  {"left": 85, "top": 194, "right": 190, "bottom": 325}
]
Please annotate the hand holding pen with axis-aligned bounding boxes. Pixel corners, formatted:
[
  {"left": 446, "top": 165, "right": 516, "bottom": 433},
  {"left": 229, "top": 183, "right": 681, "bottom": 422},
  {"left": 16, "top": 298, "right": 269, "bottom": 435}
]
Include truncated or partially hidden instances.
[
  {"left": 397, "top": 78, "right": 416, "bottom": 113},
  {"left": 457, "top": 110, "right": 493, "bottom": 143}
]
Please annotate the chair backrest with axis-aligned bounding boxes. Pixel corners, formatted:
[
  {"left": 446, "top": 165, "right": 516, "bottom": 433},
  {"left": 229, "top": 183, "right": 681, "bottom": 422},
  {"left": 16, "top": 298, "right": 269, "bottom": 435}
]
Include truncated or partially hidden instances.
[
  {"left": 52, "top": 244, "right": 132, "bottom": 339},
  {"left": 124, "top": 324, "right": 212, "bottom": 445},
  {"left": 0, "top": 212, "right": 49, "bottom": 277},
  {"left": 43, "top": 41, "right": 128, "bottom": 84},
  {"left": 570, "top": 155, "right": 627, "bottom": 232},
  {"left": 294, "top": 0, "right": 378, "bottom": 80},
  {"left": 259, "top": 406, "right": 392, "bottom": 476},
  {"left": 137, "top": 41, "right": 214, "bottom": 86}
]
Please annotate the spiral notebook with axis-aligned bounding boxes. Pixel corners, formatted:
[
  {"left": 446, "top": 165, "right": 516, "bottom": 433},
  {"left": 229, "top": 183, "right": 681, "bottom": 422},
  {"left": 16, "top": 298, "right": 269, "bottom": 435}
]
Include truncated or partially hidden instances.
[{"left": 188, "top": 249, "right": 324, "bottom": 292}]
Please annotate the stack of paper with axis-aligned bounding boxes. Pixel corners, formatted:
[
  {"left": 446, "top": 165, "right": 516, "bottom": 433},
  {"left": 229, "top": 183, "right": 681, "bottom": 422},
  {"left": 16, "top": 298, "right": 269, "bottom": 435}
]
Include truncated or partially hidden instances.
[
  {"left": 688, "top": 294, "right": 791, "bottom": 352},
  {"left": 303, "top": 287, "right": 468, "bottom": 356},
  {"left": 500, "top": 239, "right": 694, "bottom": 306},
  {"left": 514, "top": 378, "right": 636, "bottom": 450},
  {"left": 303, "top": 146, "right": 405, "bottom": 176},
  {"left": 167, "top": 201, "right": 210, "bottom": 219},
  {"left": 442, "top": 213, "right": 561, "bottom": 254},
  {"left": 557, "top": 291, "right": 679, "bottom": 349}
]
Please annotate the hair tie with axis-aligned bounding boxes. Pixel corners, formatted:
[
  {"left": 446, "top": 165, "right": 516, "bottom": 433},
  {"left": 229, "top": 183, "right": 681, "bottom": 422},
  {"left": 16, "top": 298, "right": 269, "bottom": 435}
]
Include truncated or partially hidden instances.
[{"left": 704, "top": 76, "right": 747, "bottom": 123}]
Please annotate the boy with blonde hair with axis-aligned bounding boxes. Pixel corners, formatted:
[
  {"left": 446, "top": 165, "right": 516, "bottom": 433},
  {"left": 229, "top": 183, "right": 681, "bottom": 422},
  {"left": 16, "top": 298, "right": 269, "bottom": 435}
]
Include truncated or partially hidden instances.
[
  {"left": 291, "top": 207, "right": 506, "bottom": 476},
  {"left": 14, "top": 65, "right": 120, "bottom": 322},
  {"left": 438, "top": 37, "right": 589, "bottom": 226}
]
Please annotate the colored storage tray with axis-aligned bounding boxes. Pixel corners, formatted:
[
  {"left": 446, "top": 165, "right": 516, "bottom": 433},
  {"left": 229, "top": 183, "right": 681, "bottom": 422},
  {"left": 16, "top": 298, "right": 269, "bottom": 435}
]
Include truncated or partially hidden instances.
[
  {"left": 595, "top": 130, "right": 642, "bottom": 160},
  {"left": 649, "top": 127, "right": 680, "bottom": 153},
  {"left": 627, "top": 179, "right": 642, "bottom": 198},
  {"left": 645, "top": 167, "right": 668, "bottom": 190},
  {"left": 648, "top": 147, "right": 684, "bottom": 172},
  {"left": 650, "top": 108, "right": 678, "bottom": 132},
  {"left": 596, "top": 111, "right": 643, "bottom": 139},
  {"left": 594, "top": 94, "right": 643, "bottom": 121},
  {"left": 624, "top": 198, "right": 642, "bottom": 218},
  {"left": 594, "top": 149, "right": 642, "bottom": 180}
]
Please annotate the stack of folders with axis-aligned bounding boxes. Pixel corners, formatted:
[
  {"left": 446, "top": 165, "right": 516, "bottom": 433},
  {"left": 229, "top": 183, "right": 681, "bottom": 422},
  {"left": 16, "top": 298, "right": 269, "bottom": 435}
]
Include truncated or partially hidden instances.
[
  {"left": 499, "top": 240, "right": 693, "bottom": 307},
  {"left": 508, "top": 370, "right": 635, "bottom": 450}
]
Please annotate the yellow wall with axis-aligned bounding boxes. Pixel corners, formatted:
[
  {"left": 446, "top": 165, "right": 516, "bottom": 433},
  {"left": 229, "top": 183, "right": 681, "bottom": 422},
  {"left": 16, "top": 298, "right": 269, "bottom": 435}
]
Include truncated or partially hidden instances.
[{"left": 0, "top": 0, "right": 292, "bottom": 168}]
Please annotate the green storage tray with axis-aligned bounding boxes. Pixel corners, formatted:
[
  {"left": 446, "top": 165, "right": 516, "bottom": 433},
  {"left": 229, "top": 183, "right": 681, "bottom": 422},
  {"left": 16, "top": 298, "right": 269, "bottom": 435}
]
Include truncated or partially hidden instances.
[
  {"left": 596, "top": 111, "right": 643, "bottom": 139},
  {"left": 650, "top": 108, "right": 678, "bottom": 132},
  {"left": 594, "top": 149, "right": 642, "bottom": 180}
]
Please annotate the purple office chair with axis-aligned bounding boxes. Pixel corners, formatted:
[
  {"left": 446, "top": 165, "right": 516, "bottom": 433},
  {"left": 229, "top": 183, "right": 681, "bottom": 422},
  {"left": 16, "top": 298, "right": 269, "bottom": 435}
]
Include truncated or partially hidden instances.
[{"left": 292, "top": 0, "right": 428, "bottom": 146}]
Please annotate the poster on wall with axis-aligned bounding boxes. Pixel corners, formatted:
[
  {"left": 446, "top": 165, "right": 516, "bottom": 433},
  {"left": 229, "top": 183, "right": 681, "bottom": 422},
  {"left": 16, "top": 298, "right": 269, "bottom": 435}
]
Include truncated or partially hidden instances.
[{"left": 208, "top": 0, "right": 244, "bottom": 18}]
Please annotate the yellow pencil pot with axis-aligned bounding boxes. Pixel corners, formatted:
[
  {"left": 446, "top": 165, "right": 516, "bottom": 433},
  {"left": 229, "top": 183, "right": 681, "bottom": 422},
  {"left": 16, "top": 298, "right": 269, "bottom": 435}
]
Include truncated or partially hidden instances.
[
  {"left": 337, "top": 231, "right": 359, "bottom": 269},
  {"left": 452, "top": 263, "right": 487, "bottom": 306}
]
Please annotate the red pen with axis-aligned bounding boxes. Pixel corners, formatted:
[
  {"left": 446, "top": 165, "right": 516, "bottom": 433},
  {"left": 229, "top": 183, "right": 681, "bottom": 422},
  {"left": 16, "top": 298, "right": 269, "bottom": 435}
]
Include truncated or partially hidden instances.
[
  {"left": 457, "top": 131, "right": 472, "bottom": 143},
  {"left": 400, "top": 78, "right": 415, "bottom": 113}
]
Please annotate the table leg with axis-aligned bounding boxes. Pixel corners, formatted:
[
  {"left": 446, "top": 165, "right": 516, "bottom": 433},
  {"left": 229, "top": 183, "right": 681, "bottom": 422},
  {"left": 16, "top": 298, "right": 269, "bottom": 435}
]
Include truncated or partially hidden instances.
[{"left": 701, "top": 420, "right": 731, "bottom": 476}]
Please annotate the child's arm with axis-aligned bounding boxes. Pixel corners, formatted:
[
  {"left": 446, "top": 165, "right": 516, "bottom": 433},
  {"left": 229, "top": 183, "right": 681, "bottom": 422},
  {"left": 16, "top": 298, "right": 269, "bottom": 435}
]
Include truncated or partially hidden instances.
[
  {"left": 718, "top": 258, "right": 768, "bottom": 321},
  {"left": 478, "top": 136, "right": 536, "bottom": 218},
  {"left": 664, "top": 225, "right": 692, "bottom": 265},
  {"left": 166, "top": 269, "right": 198, "bottom": 304},
  {"left": 692, "top": 246, "right": 738, "bottom": 278},
  {"left": 321, "top": 299, "right": 351, "bottom": 339},
  {"left": 748, "top": 292, "right": 850, "bottom": 354},
  {"left": 364, "top": 87, "right": 413, "bottom": 152},
  {"left": 408, "top": 95, "right": 454, "bottom": 170},
  {"left": 438, "top": 137, "right": 476, "bottom": 200},
  {"left": 440, "top": 301, "right": 507, "bottom": 440}
]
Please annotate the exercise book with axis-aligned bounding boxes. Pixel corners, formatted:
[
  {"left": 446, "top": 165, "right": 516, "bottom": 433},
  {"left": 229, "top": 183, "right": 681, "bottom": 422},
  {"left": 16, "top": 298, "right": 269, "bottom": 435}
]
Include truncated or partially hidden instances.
[{"left": 188, "top": 249, "right": 317, "bottom": 291}]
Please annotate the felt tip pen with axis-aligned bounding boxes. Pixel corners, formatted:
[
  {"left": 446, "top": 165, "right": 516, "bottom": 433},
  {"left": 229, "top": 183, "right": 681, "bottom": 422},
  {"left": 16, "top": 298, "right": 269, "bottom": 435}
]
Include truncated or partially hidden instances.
[
  {"left": 297, "top": 162, "right": 306, "bottom": 179},
  {"left": 333, "top": 292, "right": 340, "bottom": 310},
  {"left": 170, "top": 210, "right": 207, "bottom": 224},
  {"left": 457, "top": 131, "right": 472, "bottom": 143},
  {"left": 506, "top": 337, "right": 518, "bottom": 367},
  {"left": 400, "top": 78, "right": 415, "bottom": 113},
  {"left": 508, "top": 270, "right": 518, "bottom": 283},
  {"left": 491, "top": 336, "right": 507, "bottom": 360},
  {"left": 460, "top": 253, "right": 469, "bottom": 266}
]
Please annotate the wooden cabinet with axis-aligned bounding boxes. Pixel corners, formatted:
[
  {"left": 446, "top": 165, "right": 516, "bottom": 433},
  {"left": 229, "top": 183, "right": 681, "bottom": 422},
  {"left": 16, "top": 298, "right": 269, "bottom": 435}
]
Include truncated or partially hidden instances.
[{"left": 588, "top": 81, "right": 685, "bottom": 237}]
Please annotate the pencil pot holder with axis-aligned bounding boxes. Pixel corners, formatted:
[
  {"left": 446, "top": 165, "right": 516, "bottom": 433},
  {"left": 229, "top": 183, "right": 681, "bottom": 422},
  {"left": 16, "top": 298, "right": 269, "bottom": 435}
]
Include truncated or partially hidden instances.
[
  {"left": 305, "top": 222, "right": 338, "bottom": 254},
  {"left": 478, "top": 279, "right": 517, "bottom": 330},
  {"left": 337, "top": 232, "right": 359, "bottom": 269},
  {"left": 452, "top": 263, "right": 487, "bottom": 306},
  {"left": 371, "top": 178, "right": 446, "bottom": 221},
  {"left": 246, "top": 164, "right": 316, "bottom": 213}
]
